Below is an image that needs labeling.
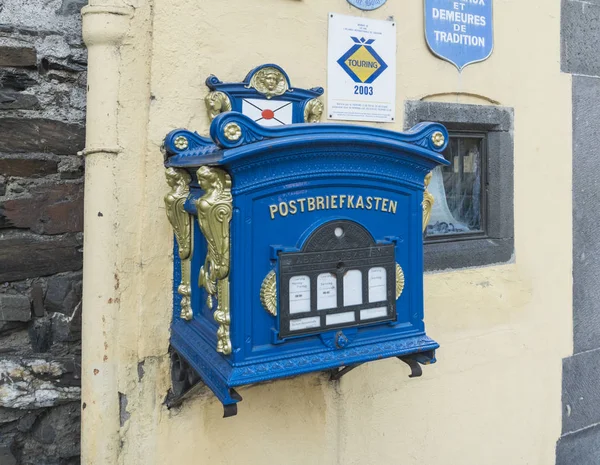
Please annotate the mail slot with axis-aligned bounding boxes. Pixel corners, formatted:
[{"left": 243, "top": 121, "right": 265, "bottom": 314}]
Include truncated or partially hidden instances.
[
  {"left": 163, "top": 105, "right": 449, "bottom": 416},
  {"left": 278, "top": 220, "right": 398, "bottom": 338}
]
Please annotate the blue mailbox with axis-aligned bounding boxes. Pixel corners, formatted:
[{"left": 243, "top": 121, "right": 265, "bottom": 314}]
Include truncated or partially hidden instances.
[{"left": 163, "top": 106, "right": 449, "bottom": 416}]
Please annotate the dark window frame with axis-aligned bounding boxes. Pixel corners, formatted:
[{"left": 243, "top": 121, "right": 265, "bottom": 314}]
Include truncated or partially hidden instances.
[
  {"left": 425, "top": 130, "right": 488, "bottom": 243},
  {"left": 404, "top": 101, "right": 514, "bottom": 271}
]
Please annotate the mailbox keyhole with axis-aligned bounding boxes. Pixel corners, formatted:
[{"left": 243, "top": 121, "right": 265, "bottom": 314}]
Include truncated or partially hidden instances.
[
  {"left": 334, "top": 227, "right": 344, "bottom": 238},
  {"left": 337, "top": 261, "right": 344, "bottom": 269}
]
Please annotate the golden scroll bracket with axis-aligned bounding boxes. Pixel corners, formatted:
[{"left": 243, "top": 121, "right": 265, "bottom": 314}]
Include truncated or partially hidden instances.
[
  {"left": 164, "top": 168, "right": 193, "bottom": 321},
  {"left": 195, "top": 166, "right": 233, "bottom": 355}
]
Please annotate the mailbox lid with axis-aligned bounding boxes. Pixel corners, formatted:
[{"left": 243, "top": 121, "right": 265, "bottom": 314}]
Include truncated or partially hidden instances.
[{"left": 165, "top": 112, "right": 449, "bottom": 172}]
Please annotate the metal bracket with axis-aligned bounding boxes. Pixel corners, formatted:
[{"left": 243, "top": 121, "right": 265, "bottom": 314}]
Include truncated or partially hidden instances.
[
  {"left": 397, "top": 350, "right": 436, "bottom": 378},
  {"left": 165, "top": 350, "right": 203, "bottom": 409},
  {"left": 329, "top": 351, "right": 435, "bottom": 382},
  {"left": 329, "top": 363, "right": 363, "bottom": 381},
  {"left": 167, "top": 348, "right": 244, "bottom": 417},
  {"left": 223, "top": 389, "right": 243, "bottom": 418},
  {"left": 398, "top": 356, "right": 422, "bottom": 378}
]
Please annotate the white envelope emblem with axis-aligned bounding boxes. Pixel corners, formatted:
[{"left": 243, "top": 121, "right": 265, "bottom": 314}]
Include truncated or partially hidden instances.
[{"left": 241, "top": 98, "right": 293, "bottom": 126}]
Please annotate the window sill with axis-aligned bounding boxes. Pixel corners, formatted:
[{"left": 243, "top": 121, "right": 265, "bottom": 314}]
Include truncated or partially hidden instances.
[{"left": 423, "top": 237, "right": 514, "bottom": 272}]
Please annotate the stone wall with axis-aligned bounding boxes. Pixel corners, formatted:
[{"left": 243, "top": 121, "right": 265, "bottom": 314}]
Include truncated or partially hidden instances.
[
  {"left": 558, "top": 0, "right": 600, "bottom": 462},
  {"left": 0, "top": 1, "right": 86, "bottom": 464}
]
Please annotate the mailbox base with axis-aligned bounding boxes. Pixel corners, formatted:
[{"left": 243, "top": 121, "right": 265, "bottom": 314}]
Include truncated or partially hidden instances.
[{"left": 170, "top": 320, "right": 438, "bottom": 416}]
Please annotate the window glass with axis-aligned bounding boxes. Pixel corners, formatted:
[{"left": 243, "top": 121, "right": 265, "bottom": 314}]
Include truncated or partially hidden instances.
[{"left": 426, "top": 134, "right": 485, "bottom": 239}]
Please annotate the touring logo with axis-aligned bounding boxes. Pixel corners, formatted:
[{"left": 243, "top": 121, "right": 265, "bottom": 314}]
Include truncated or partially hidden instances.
[{"left": 337, "top": 37, "right": 388, "bottom": 84}]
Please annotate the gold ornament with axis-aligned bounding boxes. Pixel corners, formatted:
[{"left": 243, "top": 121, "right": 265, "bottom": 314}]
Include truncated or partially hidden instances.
[
  {"left": 164, "top": 168, "right": 193, "bottom": 320},
  {"left": 396, "top": 263, "right": 405, "bottom": 300},
  {"left": 205, "top": 91, "right": 232, "bottom": 121},
  {"left": 260, "top": 270, "right": 277, "bottom": 316},
  {"left": 195, "top": 166, "right": 233, "bottom": 354},
  {"left": 248, "top": 67, "right": 288, "bottom": 99},
  {"left": 223, "top": 122, "right": 242, "bottom": 141},
  {"left": 431, "top": 131, "right": 445, "bottom": 147},
  {"left": 304, "top": 98, "right": 324, "bottom": 123},
  {"left": 174, "top": 136, "right": 189, "bottom": 150},
  {"left": 422, "top": 171, "right": 434, "bottom": 232}
]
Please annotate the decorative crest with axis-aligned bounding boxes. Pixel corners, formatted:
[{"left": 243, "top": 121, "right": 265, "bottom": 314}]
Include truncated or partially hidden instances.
[
  {"left": 247, "top": 66, "right": 289, "bottom": 99},
  {"left": 204, "top": 64, "right": 324, "bottom": 124}
]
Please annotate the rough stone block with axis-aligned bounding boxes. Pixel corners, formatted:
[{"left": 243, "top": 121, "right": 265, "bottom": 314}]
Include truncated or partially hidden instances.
[
  {"left": 404, "top": 100, "right": 513, "bottom": 131},
  {"left": 486, "top": 131, "right": 514, "bottom": 240},
  {"left": 0, "top": 91, "right": 39, "bottom": 110},
  {"left": 0, "top": 46, "right": 36, "bottom": 67},
  {"left": 0, "top": 182, "right": 83, "bottom": 234},
  {"left": 0, "top": 70, "right": 37, "bottom": 91},
  {"left": 27, "top": 402, "right": 80, "bottom": 461},
  {"left": 0, "top": 444, "right": 17, "bottom": 465},
  {"left": 557, "top": 423, "right": 600, "bottom": 465},
  {"left": 0, "top": 118, "right": 84, "bottom": 155},
  {"left": 0, "top": 357, "right": 80, "bottom": 408},
  {"left": 572, "top": 75, "right": 600, "bottom": 353},
  {"left": 0, "top": 326, "right": 33, "bottom": 355},
  {"left": 57, "top": 155, "right": 83, "bottom": 179},
  {"left": 57, "top": 0, "right": 87, "bottom": 15},
  {"left": 562, "top": 347, "right": 600, "bottom": 434},
  {"left": 45, "top": 273, "right": 81, "bottom": 315},
  {"left": 0, "top": 154, "right": 58, "bottom": 178},
  {"left": 562, "top": 0, "right": 600, "bottom": 76},
  {"left": 0, "top": 232, "right": 82, "bottom": 282},
  {"left": 0, "top": 407, "right": 25, "bottom": 424},
  {"left": 0, "top": 321, "right": 25, "bottom": 335},
  {"left": 31, "top": 283, "right": 45, "bottom": 317},
  {"left": 50, "top": 313, "right": 72, "bottom": 343},
  {"left": 17, "top": 411, "right": 39, "bottom": 433},
  {"left": 0, "top": 294, "right": 30, "bottom": 322},
  {"left": 45, "top": 58, "right": 85, "bottom": 73},
  {"left": 29, "top": 317, "right": 53, "bottom": 353},
  {"left": 424, "top": 238, "right": 514, "bottom": 272}
]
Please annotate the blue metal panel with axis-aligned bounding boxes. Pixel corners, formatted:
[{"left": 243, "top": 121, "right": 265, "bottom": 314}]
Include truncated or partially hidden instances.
[{"left": 164, "top": 111, "right": 449, "bottom": 413}]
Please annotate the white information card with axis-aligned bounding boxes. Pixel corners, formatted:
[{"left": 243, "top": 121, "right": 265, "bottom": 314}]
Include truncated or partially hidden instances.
[
  {"left": 368, "top": 267, "right": 387, "bottom": 303},
  {"left": 317, "top": 273, "right": 337, "bottom": 310},
  {"left": 289, "top": 275, "right": 311, "bottom": 314},
  {"left": 328, "top": 13, "right": 396, "bottom": 122}
]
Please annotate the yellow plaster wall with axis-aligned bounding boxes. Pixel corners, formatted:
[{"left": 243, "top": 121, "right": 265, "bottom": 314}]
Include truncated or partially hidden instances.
[{"left": 82, "top": 0, "right": 572, "bottom": 464}]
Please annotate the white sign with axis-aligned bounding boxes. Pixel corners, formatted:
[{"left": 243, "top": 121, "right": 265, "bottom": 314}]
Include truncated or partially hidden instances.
[
  {"left": 327, "top": 13, "right": 396, "bottom": 123},
  {"left": 317, "top": 272, "right": 337, "bottom": 310},
  {"left": 368, "top": 267, "right": 387, "bottom": 303},
  {"left": 289, "top": 275, "right": 311, "bottom": 314},
  {"left": 289, "top": 316, "right": 321, "bottom": 332},
  {"left": 343, "top": 269, "right": 363, "bottom": 306}
]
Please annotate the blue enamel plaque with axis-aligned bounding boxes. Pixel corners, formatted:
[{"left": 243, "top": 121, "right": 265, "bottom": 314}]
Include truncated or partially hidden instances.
[
  {"left": 425, "top": 0, "right": 493, "bottom": 70},
  {"left": 163, "top": 103, "right": 449, "bottom": 415}
]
